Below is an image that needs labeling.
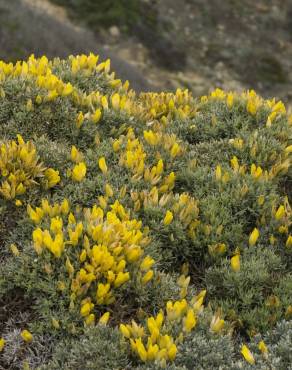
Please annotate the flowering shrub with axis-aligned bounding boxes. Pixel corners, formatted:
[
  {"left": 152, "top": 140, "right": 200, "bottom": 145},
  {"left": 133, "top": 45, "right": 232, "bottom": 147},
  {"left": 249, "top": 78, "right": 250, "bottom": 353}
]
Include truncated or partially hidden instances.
[
  {"left": 0, "top": 54, "right": 291, "bottom": 369},
  {"left": 0, "top": 135, "right": 60, "bottom": 203}
]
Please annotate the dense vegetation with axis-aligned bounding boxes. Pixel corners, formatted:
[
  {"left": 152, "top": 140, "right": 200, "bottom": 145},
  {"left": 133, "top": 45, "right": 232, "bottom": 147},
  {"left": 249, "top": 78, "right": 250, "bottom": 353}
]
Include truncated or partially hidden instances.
[{"left": 0, "top": 54, "right": 291, "bottom": 369}]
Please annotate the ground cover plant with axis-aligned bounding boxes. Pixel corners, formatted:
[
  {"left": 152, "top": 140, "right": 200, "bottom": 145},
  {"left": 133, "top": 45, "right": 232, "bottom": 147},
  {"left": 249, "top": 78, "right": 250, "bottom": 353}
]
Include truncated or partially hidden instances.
[{"left": 0, "top": 54, "right": 291, "bottom": 369}]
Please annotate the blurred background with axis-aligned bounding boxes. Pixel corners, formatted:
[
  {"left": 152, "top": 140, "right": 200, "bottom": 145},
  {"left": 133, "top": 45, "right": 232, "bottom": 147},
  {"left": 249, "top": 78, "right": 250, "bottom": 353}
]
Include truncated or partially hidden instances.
[{"left": 1, "top": 0, "right": 292, "bottom": 103}]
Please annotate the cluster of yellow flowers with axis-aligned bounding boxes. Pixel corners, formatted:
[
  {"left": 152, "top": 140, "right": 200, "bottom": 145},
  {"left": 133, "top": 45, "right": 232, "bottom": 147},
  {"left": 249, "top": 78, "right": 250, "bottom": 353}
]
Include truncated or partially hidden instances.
[
  {"left": 206, "top": 88, "right": 287, "bottom": 126},
  {"left": 28, "top": 197, "right": 155, "bottom": 325},
  {"left": 137, "top": 89, "right": 196, "bottom": 123},
  {"left": 0, "top": 135, "right": 59, "bottom": 203},
  {"left": 0, "top": 329, "right": 33, "bottom": 353},
  {"left": 241, "top": 340, "right": 269, "bottom": 365},
  {"left": 113, "top": 127, "right": 182, "bottom": 194},
  {"left": 120, "top": 286, "right": 206, "bottom": 366}
]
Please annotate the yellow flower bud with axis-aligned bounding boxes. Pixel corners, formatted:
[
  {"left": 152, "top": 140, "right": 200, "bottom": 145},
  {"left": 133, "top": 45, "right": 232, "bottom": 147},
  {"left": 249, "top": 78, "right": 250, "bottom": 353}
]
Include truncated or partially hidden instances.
[
  {"left": 286, "top": 235, "right": 292, "bottom": 248},
  {"left": 210, "top": 315, "right": 225, "bottom": 333},
  {"left": 21, "top": 329, "right": 33, "bottom": 343},
  {"left": 99, "top": 312, "right": 110, "bottom": 325},
  {"left": 275, "top": 205, "right": 285, "bottom": 220},
  {"left": 183, "top": 309, "right": 197, "bottom": 332},
  {"left": 85, "top": 314, "right": 95, "bottom": 326},
  {"left": 141, "top": 270, "right": 154, "bottom": 285},
  {"left": 72, "top": 162, "right": 87, "bottom": 182},
  {"left": 215, "top": 165, "right": 222, "bottom": 181},
  {"left": 140, "top": 256, "right": 155, "bottom": 271},
  {"left": 80, "top": 302, "right": 94, "bottom": 317},
  {"left": 52, "top": 318, "right": 60, "bottom": 329},
  {"left": 231, "top": 254, "right": 240, "bottom": 272},
  {"left": 92, "top": 108, "right": 102, "bottom": 123},
  {"left": 98, "top": 157, "right": 108, "bottom": 174},
  {"left": 249, "top": 228, "right": 260, "bottom": 246},
  {"left": 168, "top": 343, "right": 177, "bottom": 361},
  {"left": 119, "top": 324, "right": 131, "bottom": 338},
  {"left": 44, "top": 168, "right": 60, "bottom": 188},
  {"left": 258, "top": 340, "right": 268, "bottom": 354},
  {"left": 241, "top": 344, "right": 255, "bottom": 365},
  {"left": 0, "top": 337, "right": 5, "bottom": 352},
  {"left": 163, "top": 210, "right": 173, "bottom": 225},
  {"left": 111, "top": 93, "right": 120, "bottom": 110},
  {"left": 10, "top": 243, "right": 20, "bottom": 256},
  {"left": 114, "top": 271, "right": 130, "bottom": 288}
]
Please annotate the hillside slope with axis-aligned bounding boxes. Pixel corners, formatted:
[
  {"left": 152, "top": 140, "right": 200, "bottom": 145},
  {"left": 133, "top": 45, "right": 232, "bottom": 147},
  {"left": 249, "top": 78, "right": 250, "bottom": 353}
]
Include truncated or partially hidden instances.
[{"left": 0, "top": 0, "right": 151, "bottom": 92}]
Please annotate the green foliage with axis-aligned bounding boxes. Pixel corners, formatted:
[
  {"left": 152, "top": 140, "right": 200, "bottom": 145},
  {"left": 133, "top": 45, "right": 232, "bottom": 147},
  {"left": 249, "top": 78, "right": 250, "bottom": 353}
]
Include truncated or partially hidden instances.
[{"left": 51, "top": 0, "right": 141, "bottom": 31}]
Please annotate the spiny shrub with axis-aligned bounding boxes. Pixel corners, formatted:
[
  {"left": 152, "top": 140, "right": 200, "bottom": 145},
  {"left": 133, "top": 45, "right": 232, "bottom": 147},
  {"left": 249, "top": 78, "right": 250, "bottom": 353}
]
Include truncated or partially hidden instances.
[{"left": 0, "top": 54, "right": 291, "bottom": 369}]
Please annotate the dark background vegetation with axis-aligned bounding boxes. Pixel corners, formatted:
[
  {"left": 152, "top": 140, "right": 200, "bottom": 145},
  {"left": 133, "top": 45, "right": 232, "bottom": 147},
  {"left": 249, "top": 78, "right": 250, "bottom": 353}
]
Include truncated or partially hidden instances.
[{"left": 1, "top": 0, "right": 292, "bottom": 102}]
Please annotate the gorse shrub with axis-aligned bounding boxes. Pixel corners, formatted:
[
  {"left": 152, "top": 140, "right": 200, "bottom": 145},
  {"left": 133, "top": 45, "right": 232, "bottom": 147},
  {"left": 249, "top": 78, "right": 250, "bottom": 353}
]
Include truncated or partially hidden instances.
[{"left": 0, "top": 54, "right": 291, "bottom": 369}]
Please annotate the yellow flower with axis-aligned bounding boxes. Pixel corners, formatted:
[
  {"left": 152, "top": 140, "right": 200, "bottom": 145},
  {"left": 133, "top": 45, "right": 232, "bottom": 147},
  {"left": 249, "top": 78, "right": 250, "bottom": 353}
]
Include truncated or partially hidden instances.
[
  {"left": 92, "top": 108, "right": 102, "bottom": 123},
  {"left": 15, "top": 199, "right": 23, "bottom": 206},
  {"left": 10, "top": 243, "right": 20, "bottom": 256},
  {"left": 60, "top": 199, "right": 70, "bottom": 215},
  {"left": 32, "top": 227, "right": 43, "bottom": 254},
  {"left": 140, "top": 256, "right": 155, "bottom": 271},
  {"left": 15, "top": 183, "right": 26, "bottom": 196},
  {"left": 226, "top": 93, "right": 234, "bottom": 109},
  {"left": 285, "top": 305, "right": 292, "bottom": 319},
  {"left": 170, "top": 143, "right": 180, "bottom": 158},
  {"left": 143, "top": 130, "right": 159, "bottom": 146},
  {"left": 105, "top": 183, "right": 114, "bottom": 197},
  {"left": 35, "top": 95, "right": 42, "bottom": 105},
  {"left": 21, "top": 329, "right": 33, "bottom": 343},
  {"left": 142, "top": 270, "right": 154, "bottom": 285},
  {"left": 183, "top": 309, "right": 197, "bottom": 332},
  {"left": 46, "top": 89, "right": 58, "bottom": 101},
  {"left": 286, "top": 235, "right": 292, "bottom": 248},
  {"left": 249, "top": 228, "right": 260, "bottom": 246},
  {"left": 50, "top": 216, "right": 63, "bottom": 234},
  {"left": 61, "top": 82, "right": 73, "bottom": 96},
  {"left": 44, "top": 168, "right": 60, "bottom": 188},
  {"left": 112, "top": 139, "right": 121, "bottom": 152},
  {"left": 168, "top": 343, "right": 177, "bottom": 361},
  {"left": 71, "top": 146, "right": 83, "bottom": 163},
  {"left": 246, "top": 99, "right": 258, "bottom": 116},
  {"left": 210, "top": 315, "right": 225, "bottom": 333},
  {"left": 79, "top": 249, "right": 87, "bottom": 262},
  {"left": 156, "top": 159, "right": 164, "bottom": 175},
  {"left": 114, "top": 271, "right": 130, "bottom": 288},
  {"left": 241, "top": 344, "right": 255, "bottom": 365},
  {"left": 76, "top": 111, "right": 84, "bottom": 128},
  {"left": 215, "top": 165, "right": 222, "bottom": 181},
  {"left": 147, "top": 343, "right": 159, "bottom": 361},
  {"left": 72, "top": 162, "right": 87, "bottom": 182},
  {"left": 120, "top": 324, "right": 131, "bottom": 338},
  {"left": 163, "top": 210, "right": 173, "bottom": 225},
  {"left": 52, "top": 318, "right": 60, "bottom": 329},
  {"left": 231, "top": 254, "right": 240, "bottom": 272},
  {"left": 275, "top": 205, "right": 285, "bottom": 220},
  {"left": 230, "top": 156, "right": 239, "bottom": 172},
  {"left": 99, "top": 312, "right": 110, "bottom": 325},
  {"left": 0, "top": 337, "right": 5, "bottom": 352},
  {"left": 258, "top": 340, "right": 268, "bottom": 354},
  {"left": 85, "top": 314, "right": 95, "bottom": 326},
  {"left": 98, "top": 157, "right": 108, "bottom": 174},
  {"left": 65, "top": 257, "right": 74, "bottom": 277},
  {"left": 111, "top": 93, "right": 120, "bottom": 110},
  {"left": 80, "top": 302, "right": 94, "bottom": 317},
  {"left": 136, "top": 339, "right": 147, "bottom": 362}
]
